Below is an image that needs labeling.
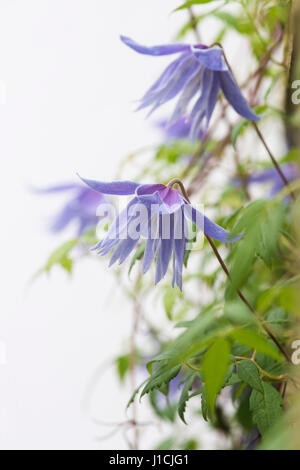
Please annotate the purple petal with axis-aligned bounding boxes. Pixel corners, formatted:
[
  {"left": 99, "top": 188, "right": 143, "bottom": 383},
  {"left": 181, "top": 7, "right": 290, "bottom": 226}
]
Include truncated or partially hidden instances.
[
  {"left": 109, "top": 237, "right": 139, "bottom": 266},
  {"left": 33, "top": 183, "right": 80, "bottom": 194},
  {"left": 192, "top": 46, "right": 228, "bottom": 71},
  {"left": 168, "top": 71, "right": 202, "bottom": 125},
  {"left": 206, "top": 72, "right": 220, "bottom": 123},
  {"left": 185, "top": 205, "right": 241, "bottom": 242},
  {"left": 155, "top": 237, "right": 173, "bottom": 285},
  {"left": 78, "top": 175, "right": 140, "bottom": 195},
  {"left": 50, "top": 204, "right": 77, "bottom": 233},
  {"left": 121, "top": 36, "right": 191, "bottom": 56},
  {"left": 139, "top": 55, "right": 200, "bottom": 115},
  {"left": 139, "top": 55, "right": 188, "bottom": 107},
  {"left": 143, "top": 237, "right": 156, "bottom": 274},
  {"left": 173, "top": 237, "right": 185, "bottom": 290},
  {"left": 219, "top": 71, "right": 260, "bottom": 121}
]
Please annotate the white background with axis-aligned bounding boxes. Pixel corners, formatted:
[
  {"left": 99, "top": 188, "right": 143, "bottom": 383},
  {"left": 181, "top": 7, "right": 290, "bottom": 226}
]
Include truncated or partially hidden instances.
[{"left": 0, "top": 0, "right": 188, "bottom": 450}]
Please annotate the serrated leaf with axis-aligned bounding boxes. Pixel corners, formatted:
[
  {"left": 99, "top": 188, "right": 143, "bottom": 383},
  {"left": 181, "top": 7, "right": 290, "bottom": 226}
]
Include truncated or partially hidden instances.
[
  {"left": 178, "top": 374, "right": 196, "bottom": 424},
  {"left": 230, "top": 328, "right": 282, "bottom": 361},
  {"left": 141, "top": 365, "right": 182, "bottom": 398},
  {"left": 250, "top": 382, "right": 283, "bottom": 435},
  {"left": 224, "top": 373, "right": 242, "bottom": 386},
  {"left": 202, "top": 338, "right": 231, "bottom": 417},
  {"left": 126, "top": 380, "right": 148, "bottom": 408},
  {"left": 237, "top": 360, "right": 263, "bottom": 393}
]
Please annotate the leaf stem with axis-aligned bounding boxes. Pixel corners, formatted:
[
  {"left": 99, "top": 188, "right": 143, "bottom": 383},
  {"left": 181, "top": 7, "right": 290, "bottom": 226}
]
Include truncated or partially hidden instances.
[{"left": 235, "top": 356, "right": 288, "bottom": 381}]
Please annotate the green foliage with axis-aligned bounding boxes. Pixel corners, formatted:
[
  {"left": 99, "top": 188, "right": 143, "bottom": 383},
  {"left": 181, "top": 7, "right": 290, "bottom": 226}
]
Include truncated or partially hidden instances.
[
  {"left": 128, "top": 244, "right": 145, "bottom": 277},
  {"left": 202, "top": 338, "right": 231, "bottom": 417},
  {"left": 237, "top": 360, "right": 263, "bottom": 392},
  {"left": 178, "top": 373, "right": 197, "bottom": 423},
  {"left": 34, "top": 239, "right": 78, "bottom": 279},
  {"left": 115, "top": 354, "right": 130, "bottom": 383},
  {"left": 250, "top": 382, "right": 283, "bottom": 436},
  {"left": 230, "top": 328, "right": 283, "bottom": 361},
  {"left": 227, "top": 199, "right": 286, "bottom": 297},
  {"left": 175, "top": 0, "right": 225, "bottom": 12},
  {"left": 231, "top": 119, "right": 248, "bottom": 148}
]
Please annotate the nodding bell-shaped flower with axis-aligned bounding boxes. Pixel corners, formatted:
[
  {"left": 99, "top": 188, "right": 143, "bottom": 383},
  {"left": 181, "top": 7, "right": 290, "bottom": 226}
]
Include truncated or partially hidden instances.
[
  {"left": 79, "top": 176, "right": 241, "bottom": 290},
  {"left": 121, "top": 36, "right": 260, "bottom": 141}
]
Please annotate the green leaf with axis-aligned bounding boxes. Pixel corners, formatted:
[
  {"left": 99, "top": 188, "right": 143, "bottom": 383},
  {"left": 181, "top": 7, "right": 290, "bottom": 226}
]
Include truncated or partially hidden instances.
[
  {"left": 163, "top": 287, "right": 177, "bottom": 320},
  {"left": 224, "top": 301, "right": 256, "bottom": 326},
  {"left": 128, "top": 244, "right": 145, "bottom": 277},
  {"left": 178, "top": 374, "right": 197, "bottom": 424},
  {"left": 201, "top": 388, "right": 208, "bottom": 421},
  {"left": 202, "top": 338, "right": 231, "bottom": 417},
  {"left": 141, "top": 365, "right": 182, "bottom": 398},
  {"left": 231, "top": 119, "right": 248, "bottom": 148},
  {"left": 250, "top": 382, "right": 283, "bottom": 436},
  {"left": 115, "top": 354, "right": 130, "bottom": 383},
  {"left": 175, "top": 0, "right": 222, "bottom": 12},
  {"left": 237, "top": 360, "right": 263, "bottom": 393},
  {"left": 236, "top": 390, "right": 254, "bottom": 432},
  {"left": 213, "top": 11, "right": 254, "bottom": 35},
  {"left": 31, "top": 239, "right": 78, "bottom": 281},
  {"left": 126, "top": 380, "right": 147, "bottom": 408},
  {"left": 230, "top": 328, "right": 282, "bottom": 361}
]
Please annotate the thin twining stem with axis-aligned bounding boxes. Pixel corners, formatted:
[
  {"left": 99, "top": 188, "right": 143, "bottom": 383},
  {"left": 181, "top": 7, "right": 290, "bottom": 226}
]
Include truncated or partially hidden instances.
[
  {"left": 167, "top": 178, "right": 191, "bottom": 201},
  {"left": 167, "top": 178, "right": 291, "bottom": 363},
  {"left": 253, "top": 123, "right": 296, "bottom": 201},
  {"left": 205, "top": 235, "right": 290, "bottom": 362},
  {"left": 211, "top": 43, "right": 296, "bottom": 201}
]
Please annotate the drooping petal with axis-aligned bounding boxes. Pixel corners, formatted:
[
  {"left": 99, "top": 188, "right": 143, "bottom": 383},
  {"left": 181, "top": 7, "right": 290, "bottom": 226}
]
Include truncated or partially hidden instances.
[
  {"left": 189, "top": 68, "right": 214, "bottom": 139},
  {"left": 51, "top": 204, "right": 77, "bottom": 233},
  {"left": 174, "top": 237, "right": 185, "bottom": 290},
  {"left": 138, "top": 55, "right": 188, "bottom": 108},
  {"left": 206, "top": 72, "right": 220, "bottom": 124},
  {"left": 109, "top": 237, "right": 139, "bottom": 266},
  {"left": 168, "top": 70, "right": 203, "bottom": 125},
  {"left": 219, "top": 71, "right": 260, "bottom": 121},
  {"left": 121, "top": 36, "right": 191, "bottom": 56},
  {"left": 93, "top": 198, "right": 139, "bottom": 253},
  {"left": 140, "top": 55, "right": 201, "bottom": 115},
  {"left": 143, "top": 237, "right": 156, "bottom": 274},
  {"left": 79, "top": 175, "right": 140, "bottom": 195},
  {"left": 33, "top": 183, "right": 80, "bottom": 194},
  {"left": 184, "top": 205, "right": 241, "bottom": 242},
  {"left": 155, "top": 238, "right": 173, "bottom": 284},
  {"left": 191, "top": 46, "right": 227, "bottom": 71}
]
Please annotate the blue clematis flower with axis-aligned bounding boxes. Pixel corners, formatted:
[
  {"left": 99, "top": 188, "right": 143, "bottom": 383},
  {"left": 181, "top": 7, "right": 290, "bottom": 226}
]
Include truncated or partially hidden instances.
[
  {"left": 121, "top": 36, "right": 260, "bottom": 141},
  {"left": 79, "top": 176, "right": 240, "bottom": 290},
  {"left": 234, "top": 163, "right": 299, "bottom": 198},
  {"left": 36, "top": 182, "right": 109, "bottom": 237}
]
